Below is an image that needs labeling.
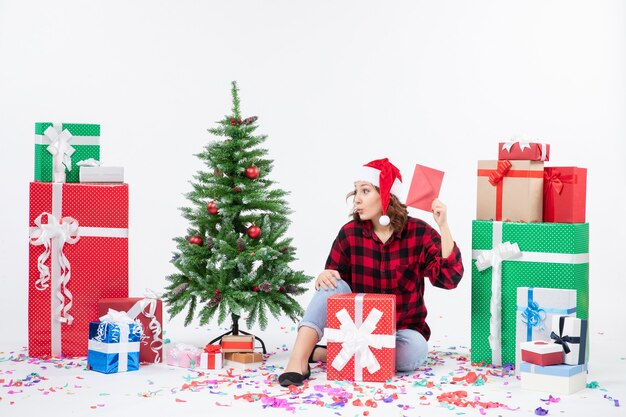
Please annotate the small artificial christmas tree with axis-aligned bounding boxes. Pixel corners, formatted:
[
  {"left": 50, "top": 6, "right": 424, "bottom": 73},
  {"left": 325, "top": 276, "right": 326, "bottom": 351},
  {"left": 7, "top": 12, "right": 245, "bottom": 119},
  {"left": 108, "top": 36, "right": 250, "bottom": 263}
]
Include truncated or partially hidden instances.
[{"left": 164, "top": 81, "right": 311, "bottom": 335}]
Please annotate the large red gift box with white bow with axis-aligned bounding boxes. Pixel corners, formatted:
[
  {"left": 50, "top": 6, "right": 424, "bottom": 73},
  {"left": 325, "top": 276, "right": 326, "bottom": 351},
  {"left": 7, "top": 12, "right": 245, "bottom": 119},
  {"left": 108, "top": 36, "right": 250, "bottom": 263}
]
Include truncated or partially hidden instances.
[
  {"left": 28, "top": 182, "right": 129, "bottom": 357},
  {"left": 325, "top": 293, "right": 396, "bottom": 382}
]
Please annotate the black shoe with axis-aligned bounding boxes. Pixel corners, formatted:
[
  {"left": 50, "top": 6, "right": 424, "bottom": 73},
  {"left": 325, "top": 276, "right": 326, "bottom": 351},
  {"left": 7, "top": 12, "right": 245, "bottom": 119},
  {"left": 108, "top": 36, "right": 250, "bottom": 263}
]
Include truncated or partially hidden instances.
[
  {"left": 278, "top": 364, "right": 311, "bottom": 387},
  {"left": 308, "top": 344, "right": 327, "bottom": 363}
]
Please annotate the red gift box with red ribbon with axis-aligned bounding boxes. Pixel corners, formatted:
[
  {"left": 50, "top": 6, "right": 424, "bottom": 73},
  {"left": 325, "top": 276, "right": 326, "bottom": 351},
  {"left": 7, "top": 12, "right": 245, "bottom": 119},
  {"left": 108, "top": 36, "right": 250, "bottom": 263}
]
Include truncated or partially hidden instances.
[
  {"left": 477, "top": 160, "right": 544, "bottom": 222},
  {"left": 98, "top": 296, "right": 163, "bottom": 363},
  {"left": 498, "top": 141, "right": 550, "bottom": 161},
  {"left": 325, "top": 293, "right": 396, "bottom": 382},
  {"left": 28, "top": 182, "right": 129, "bottom": 357},
  {"left": 543, "top": 167, "right": 587, "bottom": 223}
]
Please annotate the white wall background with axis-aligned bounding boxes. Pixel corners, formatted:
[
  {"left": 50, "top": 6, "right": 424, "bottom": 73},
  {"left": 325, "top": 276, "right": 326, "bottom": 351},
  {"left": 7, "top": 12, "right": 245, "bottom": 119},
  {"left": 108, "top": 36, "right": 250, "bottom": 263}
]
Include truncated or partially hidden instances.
[{"left": 0, "top": 1, "right": 624, "bottom": 350}]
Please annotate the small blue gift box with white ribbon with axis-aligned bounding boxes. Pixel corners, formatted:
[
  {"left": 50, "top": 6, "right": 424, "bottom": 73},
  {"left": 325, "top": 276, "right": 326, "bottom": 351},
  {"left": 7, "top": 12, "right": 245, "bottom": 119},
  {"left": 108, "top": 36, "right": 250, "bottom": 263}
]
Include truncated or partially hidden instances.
[{"left": 87, "top": 309, "right": 143, "bottom": 374}]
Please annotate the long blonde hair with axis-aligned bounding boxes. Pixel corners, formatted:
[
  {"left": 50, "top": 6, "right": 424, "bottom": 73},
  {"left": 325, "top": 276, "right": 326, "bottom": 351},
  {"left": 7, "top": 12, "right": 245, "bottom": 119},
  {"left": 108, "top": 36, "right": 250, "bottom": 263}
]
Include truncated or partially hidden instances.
[{"left": 346, "top": 186, "right": 409, "bottom": 233}]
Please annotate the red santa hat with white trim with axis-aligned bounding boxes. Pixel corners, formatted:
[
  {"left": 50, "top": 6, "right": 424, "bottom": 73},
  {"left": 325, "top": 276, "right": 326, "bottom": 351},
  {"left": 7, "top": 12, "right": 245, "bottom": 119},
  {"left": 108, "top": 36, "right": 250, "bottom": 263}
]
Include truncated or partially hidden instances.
[{"left": 355, "top": 158, "right": 403, "bottom": 226}]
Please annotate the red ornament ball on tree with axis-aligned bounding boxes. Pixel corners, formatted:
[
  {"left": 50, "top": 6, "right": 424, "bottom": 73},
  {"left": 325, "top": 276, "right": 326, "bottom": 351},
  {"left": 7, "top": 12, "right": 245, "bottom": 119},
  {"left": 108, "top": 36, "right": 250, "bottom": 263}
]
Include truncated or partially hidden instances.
[
  {"left": 189, "top": 235, "right": 203, "bottom": 246},
  {"left": 214, "top": 289, "right": 220, "bottom": 295},
  {"left": 245, "top": 165, "right": 260, "bottom": 179},
  {"left": 252, "top": 286, "right": 260, "bottom": 292},
  {"left": 247, "top": 225, "right": 261, "bottom": 239},
  {"left": 207, "top": 200, "right": 219, "bottom": 215}
]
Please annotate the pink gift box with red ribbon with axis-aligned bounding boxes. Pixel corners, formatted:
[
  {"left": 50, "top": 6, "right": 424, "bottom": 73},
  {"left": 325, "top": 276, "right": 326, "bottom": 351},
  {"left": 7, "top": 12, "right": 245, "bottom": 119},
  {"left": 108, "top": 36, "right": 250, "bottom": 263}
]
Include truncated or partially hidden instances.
[
  {"left": 28, "top": 182, "right": 129, "bottom": 357},
  {"left": 325, "top": 293, "right": 396, "bottom": 382},
  {"left": 543, "top": 167, "right": 587, "bottom": 223}
]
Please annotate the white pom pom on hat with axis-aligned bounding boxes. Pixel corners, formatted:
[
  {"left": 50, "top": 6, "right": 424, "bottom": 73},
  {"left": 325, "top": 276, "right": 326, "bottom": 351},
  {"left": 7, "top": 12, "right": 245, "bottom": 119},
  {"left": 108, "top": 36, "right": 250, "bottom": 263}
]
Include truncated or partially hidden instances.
[{"left": 355, "top": 158, "right": 403, "bottom": 226}]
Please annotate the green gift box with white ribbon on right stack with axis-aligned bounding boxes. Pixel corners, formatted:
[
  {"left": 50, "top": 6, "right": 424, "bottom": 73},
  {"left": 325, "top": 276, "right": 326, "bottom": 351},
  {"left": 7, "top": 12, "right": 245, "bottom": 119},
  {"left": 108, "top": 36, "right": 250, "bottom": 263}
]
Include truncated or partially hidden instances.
[
  {"left": 470, "top": 220, "right": 589, "bottom": 367},
  {"left": 34, "top": 122, "right": 100, "bottom": 183}
]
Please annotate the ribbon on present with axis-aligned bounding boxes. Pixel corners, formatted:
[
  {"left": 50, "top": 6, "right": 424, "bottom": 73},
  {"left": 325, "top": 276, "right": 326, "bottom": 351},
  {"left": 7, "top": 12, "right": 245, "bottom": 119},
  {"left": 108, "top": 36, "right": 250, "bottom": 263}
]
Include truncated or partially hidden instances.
[
  {"left": 29, "top": 212, "right": 79, "bottom": 327},
  {"left": 325, "top": 294, "right": 395, "bottom": 380},
  {"left": 28, "top": 182, "right": 129, "bottom": 357},
  {"left": 551, "top": 316, "right": 587, "bottom": 364},
  {"left": 92, "top": 308, "right": 142, "bottom": 372},
  {"left": 517, "top": 288, "right": 576, "bottom": 342},
  {"left": 543, "top": 169, "right": 578, "bottom": 220},
  {"left": 204, "top": 344, "right": 221, "bottom": 354},
  {"left": 76, "top": 158, "right": 102, "bottom": 167},
  {"left": 123, "top": 289, "right": 164, "bottom": 363},
  {"left": 472, "top": 221, "right": 589, "bottom": 366},
  {"left": 478, "top": 161, "right": 543, "bottom": 221},
  {"left": 44, "top": 124, "right": 75, "bottom": 183},
  {"left": 474, "top": 240, "right": 521, "bottom": 365}
]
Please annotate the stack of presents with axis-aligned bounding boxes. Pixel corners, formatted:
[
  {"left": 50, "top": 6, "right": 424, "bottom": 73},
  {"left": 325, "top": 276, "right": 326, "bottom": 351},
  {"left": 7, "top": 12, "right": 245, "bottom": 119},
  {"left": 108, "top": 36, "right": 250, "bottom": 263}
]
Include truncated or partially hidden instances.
[
  {"left": 472, "top": 140, "right": 589, "bottom": 394},
  {"left": 27, "top": 122, "right": 262, "bottom": 374}
]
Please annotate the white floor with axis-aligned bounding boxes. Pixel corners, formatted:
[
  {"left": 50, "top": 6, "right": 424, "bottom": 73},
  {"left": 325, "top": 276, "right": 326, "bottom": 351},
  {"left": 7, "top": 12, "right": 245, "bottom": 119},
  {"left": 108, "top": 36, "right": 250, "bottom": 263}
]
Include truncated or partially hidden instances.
[{"left": 1, "top": 319, "right": 624, "bottom": 417}]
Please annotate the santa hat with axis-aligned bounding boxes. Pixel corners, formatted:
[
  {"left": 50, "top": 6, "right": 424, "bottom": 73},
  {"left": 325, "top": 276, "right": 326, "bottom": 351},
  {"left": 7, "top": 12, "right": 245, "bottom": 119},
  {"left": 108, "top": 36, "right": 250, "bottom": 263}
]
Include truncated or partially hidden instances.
[{"left": 355, "top": 158, "right": 403, "bottom": 226}]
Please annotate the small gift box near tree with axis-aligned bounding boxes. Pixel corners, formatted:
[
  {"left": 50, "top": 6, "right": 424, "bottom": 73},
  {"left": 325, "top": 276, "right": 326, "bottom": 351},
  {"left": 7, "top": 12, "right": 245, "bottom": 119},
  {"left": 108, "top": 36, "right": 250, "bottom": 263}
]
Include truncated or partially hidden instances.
[{"left": 163, "top": 82, "right": 312, "bottom": 351}]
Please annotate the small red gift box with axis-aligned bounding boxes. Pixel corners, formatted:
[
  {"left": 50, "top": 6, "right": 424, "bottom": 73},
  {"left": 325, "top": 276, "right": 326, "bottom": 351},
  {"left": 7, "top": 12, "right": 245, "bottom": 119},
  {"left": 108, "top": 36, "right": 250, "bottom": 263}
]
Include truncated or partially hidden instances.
[
  {"left": 498, "top": 141, "right": 550, "bottom": 161},
  {"left": 521, "top": 340, "right": 563, "bottom": 366},
  {"left": 325, "top": 293, "right": 396, "bottom": 382},
  {"left": 221, "top": 335, "right": 255, "bottom": 352},
  {"left": 28, "top": 182, "right": 129, "bottom": 357},
  {"left": 200, "top": 344, "right": 223, "bottom": 369},
  {"left": 98, "top": 294, "right": 163, "bottom": 363},
  {"left": 543, "top": 167, "right": 587, "bottom": 223}
]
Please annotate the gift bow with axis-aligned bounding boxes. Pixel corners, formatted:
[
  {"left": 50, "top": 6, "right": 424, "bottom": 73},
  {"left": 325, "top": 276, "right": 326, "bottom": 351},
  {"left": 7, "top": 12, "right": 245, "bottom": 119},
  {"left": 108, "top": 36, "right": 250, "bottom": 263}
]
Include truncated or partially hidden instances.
[
  {"left": 100, "top": 308, "right": 136, "bottom": 325},
  {"left": 29, "top": 212, "right": 80, "bottom": 325},
  {"left": 521, "top": 300, "right": 546, "bottom": 330},
  {"left": 327, "top": 308, "right": 395, "bottom": 375},
  {"left": 550, "top": 331, "right": 579, "bottom": 354},
  {"left": 204, "top": 344, "right": 221, "bottom": 354},
  {"left": 76, "top": 158, "right": 102, "bottom": 167},
  {"left": 488, "top": 160, "right": 512, "bottom": 186},
  {"left": 44, "top": 124, "right": 75, "bottom": 183},
  {"left": 501, "top": 140, "right": 531, "bottom": 153},
  {"left": 474, "top": 242, "right": 522, "bottom": 272}
]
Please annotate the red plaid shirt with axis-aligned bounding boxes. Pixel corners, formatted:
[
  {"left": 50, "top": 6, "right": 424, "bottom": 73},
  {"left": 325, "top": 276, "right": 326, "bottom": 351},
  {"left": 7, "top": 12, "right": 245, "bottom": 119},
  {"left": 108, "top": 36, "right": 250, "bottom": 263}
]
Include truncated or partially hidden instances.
[{"left": 325, "top": 217, "right": 464, "bottom": 340}]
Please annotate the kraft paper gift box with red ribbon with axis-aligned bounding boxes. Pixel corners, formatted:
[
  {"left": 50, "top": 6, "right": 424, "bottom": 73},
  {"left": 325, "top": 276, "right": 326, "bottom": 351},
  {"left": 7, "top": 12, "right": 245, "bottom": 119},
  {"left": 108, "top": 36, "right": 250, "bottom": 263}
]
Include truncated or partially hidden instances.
[
  {"left": 477, "top": 160, "right": 544, "bottom": 222},
  {"left": 34, "top": 123, "right": 100, "bottom": 183},
  {"left": 520, "top": 362, "right": 587, "bottom": 395},
  {"left": 87, "top": 309, "right": 142, "bottom": 374},
  {"left": 28, "top": 182, "right": 129, "bottom": 358},
  {"left": 520, "top": 341, "right": 563, "bottom": 367},
  {"left": 498, "top": 140, "right": 550, "bottom": 161},
  {"left": 325, "top": 293, "right": 396, "bottom": 382},
  {"left": 543, "top": 167, "right": 587, "bottom": 223},
  {"left": 165, "top": 344, "right": 202, "bottom": 368},
  {"left": 221, "top": 335, "right": 255, "bottom": 352},
  {"left": 515, "top": 287, "right": 576, "bottom": 370},
  {"left": 471, "top": 221, "right": 588, "bottom": 367},
  {"left": 550, "top": 316, "right": 588, "bottom": 365},
  {"left": 98, "top": 292, "right": 163, "bottom": 363},
  {"left": 200, "top": 344, "right": 224, "bottom": 370}
]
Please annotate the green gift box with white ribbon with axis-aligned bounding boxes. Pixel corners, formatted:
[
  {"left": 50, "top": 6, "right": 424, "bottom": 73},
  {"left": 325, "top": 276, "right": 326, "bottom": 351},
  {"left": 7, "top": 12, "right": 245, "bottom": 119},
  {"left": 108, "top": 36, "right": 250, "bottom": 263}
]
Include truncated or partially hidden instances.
[
  {"left": 34, "top": 123, "right": 100, "bottom": 183},
  {"left": 470, "top": 220, "right": 589, "bottom": 366}
]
